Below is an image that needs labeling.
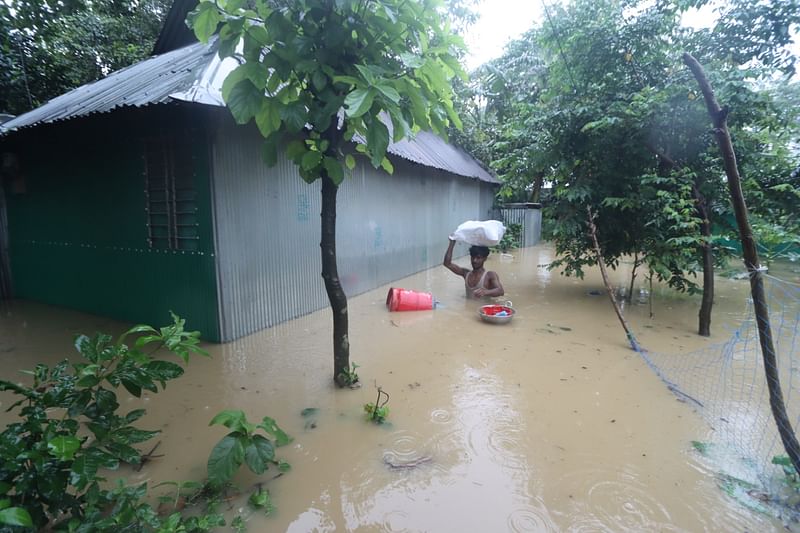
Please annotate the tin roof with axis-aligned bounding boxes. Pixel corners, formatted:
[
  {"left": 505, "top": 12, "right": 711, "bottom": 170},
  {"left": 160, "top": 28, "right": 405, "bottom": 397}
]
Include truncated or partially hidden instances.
[{"left": 0, "top": 40, "right": 497, "bottom": 184}]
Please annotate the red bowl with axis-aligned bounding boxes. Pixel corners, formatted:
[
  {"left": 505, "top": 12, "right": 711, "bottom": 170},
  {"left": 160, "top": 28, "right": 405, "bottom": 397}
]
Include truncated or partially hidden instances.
[{"left": 478, "top": 305, "right": 515, "bottom": 324}]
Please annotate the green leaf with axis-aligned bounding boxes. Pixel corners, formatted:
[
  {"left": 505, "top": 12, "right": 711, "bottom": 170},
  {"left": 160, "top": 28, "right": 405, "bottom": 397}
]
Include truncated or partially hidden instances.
[
  {"left": 344, "top": 88, "right": 376, "bottom": 118},
  {"left": 312, "top": 70, "right": 328, "bottom": 91},
  {"left": 366, "top": 120, "right": 390, "bottom": 168},
  {"left": 134, "top": 334, "right": 162, "bottom": 349},
  {"left": 375, "top": 83, "right": 401, "bottom": 104},
  {"left": 246, "top": 24, "right": 269, "bottom": 47},
  {"left": 255, "top": 100, "right": 282, "bottom": 137},
  {"left": 345, "top": 154, "right": 356, "bottom": 170},
  {"left": 280, "top": 104, "right": 307, "bottom": 133},
  {"left": 380, "top": 157, "right": 394, "bottom": 174},
  {"left": 190, "top": 2, "right": 223, "bottom": 43},
  {"left": 209, "top": 410, "right": 253, "bottom": 434},
  {"left": 257, "top": 417, "right": 292, "bottom": 447},
  {"left": 323, "top": 157, "right": 345, "bottom": 185},
  {"left": 772, "top": 455, "right": 793, "bottom": 466},
  {"left": 301, "top": 150, "right": 323, "bottom": 171},
  {"left": 0, "top": 508, "right": 33, "bottom": 527},
  {"left": 332, "top": 75, "right": 361, "bottom": 87},
  {"left": 226, "top": 80, "right": 264, "bottom": 125},
  {"left": 114, "top": 427, "right": 160, "bottom": 444},
  {"left": 278, "top": 460, "right": 291, "bottom": 472},
  {"left": 143, "top": 360, "right": 184, "bottom": 385},
  {"left": 387, "top": 107, "right": 411, "bottom": 142},
  {"left": 48, "top": 436, "right": 81, "bottom": 461},
  {"left": 399, "top": 52, "right": 425, "bottom": 68},
  {"left": 70, "top": 448, "right": 118, "bottom": 489},
  {"left": 0, "top": 482, "right": 11, "bottom": 496},
  {"left": 207, "top": 434, "right": 245, "bottom": 487},
  {"left": 248, "top": 486, "right": 272, "bottom": 509},
  {"left": 299, "top": 167, "right": 318, "bottom": 184},
  {"left": 243, "top": 434, "right": 275, "bottom": 475},
  {"left": 124, "top": 409, "right": 147, "bottom": 424},
  {"left": 354, "top": 64, "right": 379, "bottom": 85},
  {"left": 262, "top": 138, "right": 278, "bottom": 167},
  {"left": 94, "top": 388, "right": 118, "bottom": 412},
  {"left": 126, "top": 324, "right": 158, "bottom": 335},
  {"left": 120, "top": 379, "right": 142, "bottom": 398},
  {"left": 286, "top": 140, "right": 306, "bottom": 162},
  {"left": 105, "top": 442, "right": 141, "bottom": 464}
]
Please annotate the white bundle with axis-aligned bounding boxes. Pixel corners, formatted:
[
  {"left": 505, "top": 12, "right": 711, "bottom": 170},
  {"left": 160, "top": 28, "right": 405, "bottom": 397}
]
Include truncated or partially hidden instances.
[{"left": 450, "top": 220, "right": 506, "bottom": 246}]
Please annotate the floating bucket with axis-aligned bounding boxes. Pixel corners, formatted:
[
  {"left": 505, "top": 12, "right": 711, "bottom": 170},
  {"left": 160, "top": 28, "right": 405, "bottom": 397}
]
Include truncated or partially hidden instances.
[{"left": 386, "top": 287, "right": 434, "bottom": 312}]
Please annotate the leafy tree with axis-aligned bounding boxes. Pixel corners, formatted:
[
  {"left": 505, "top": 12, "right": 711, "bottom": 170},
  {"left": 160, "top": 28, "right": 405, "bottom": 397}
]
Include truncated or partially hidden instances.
[
  {"left": 0, "top": 0, "right": 170, "bottom": 115},
  {"left": 189, "top": 0, "right": 465, "bottom": 386},
  {"left": 455, "top": 0, "right": 799, "bottom": 336}
]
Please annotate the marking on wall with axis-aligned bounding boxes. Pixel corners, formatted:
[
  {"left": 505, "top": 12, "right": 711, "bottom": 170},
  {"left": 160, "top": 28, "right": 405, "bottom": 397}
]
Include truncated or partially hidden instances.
[{"left": 297, "top": 193, "right": 310, "bottom": 222}]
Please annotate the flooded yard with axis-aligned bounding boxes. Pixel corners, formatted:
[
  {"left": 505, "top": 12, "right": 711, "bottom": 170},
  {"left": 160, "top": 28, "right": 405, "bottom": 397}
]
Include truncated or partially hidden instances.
[{"left": 1, "top": 244, "right": 797, "bottom": 532}]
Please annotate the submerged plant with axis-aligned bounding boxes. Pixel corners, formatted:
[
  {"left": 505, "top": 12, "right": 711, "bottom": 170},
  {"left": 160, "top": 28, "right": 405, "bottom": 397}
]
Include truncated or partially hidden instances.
[
  {"left": 691, "top": 440, "right": 711, "bottom": 455},
  {"left": 772, "top": 455, "right": 800, "bottom": 491},
  {"left": 207, "top": 410, "right": 292, "bottom": 490},
  {"left": 248, "top": 485, "right": 276, "bottom": 515},
  {"left": 364, "top": 387, "right": 390, "bottom": 424},
  {"left": 0, "top": 313, "right": 207, "bottom": 530},
  {"left": 337, "top": 362, "right": 360, "bottom": 388},
  {"left": 0, "top": 314, "right": 291, "bottom": 531}
]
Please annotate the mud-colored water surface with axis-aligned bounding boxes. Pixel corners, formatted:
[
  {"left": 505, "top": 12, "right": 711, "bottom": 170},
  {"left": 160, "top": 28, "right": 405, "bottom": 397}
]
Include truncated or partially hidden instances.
[{"left": 1, "top": 245, "right": 795, "bottom": 532}]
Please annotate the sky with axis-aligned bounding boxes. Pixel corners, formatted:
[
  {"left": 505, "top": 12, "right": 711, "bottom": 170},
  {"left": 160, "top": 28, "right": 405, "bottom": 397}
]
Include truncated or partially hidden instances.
[
  {"left": 460, "top": 1, "right": 736, "bottom": 72},
  {"left": 463, "top": 0, "right": 543, "bottom": 71}
]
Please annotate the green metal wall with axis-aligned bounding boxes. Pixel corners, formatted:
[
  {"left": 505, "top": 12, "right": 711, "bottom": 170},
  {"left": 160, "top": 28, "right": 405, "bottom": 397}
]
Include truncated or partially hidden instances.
[{"left": 1, "top": 105, "right": 221, "bottom": 341}]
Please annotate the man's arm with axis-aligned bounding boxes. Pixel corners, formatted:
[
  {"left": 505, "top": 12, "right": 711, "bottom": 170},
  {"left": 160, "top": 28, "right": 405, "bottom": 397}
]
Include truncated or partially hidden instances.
[
  {"left": 443, "top": 239, "right": 468, "bottom": 277},
  {"left": 474, "top": 271, "right": 504, "bottom": 297}
]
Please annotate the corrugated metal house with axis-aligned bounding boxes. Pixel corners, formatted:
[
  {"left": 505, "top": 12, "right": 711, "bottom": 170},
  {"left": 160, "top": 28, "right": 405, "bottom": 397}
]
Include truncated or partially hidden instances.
[{"left": 0, "top": 8, "right": 498, "bottom": 342}]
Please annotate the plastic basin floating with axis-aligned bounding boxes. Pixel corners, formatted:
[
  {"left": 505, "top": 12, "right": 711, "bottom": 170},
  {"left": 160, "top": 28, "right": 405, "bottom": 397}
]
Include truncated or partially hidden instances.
[{"left": 478, "top": 304, "right": 515, "bottom": 324}]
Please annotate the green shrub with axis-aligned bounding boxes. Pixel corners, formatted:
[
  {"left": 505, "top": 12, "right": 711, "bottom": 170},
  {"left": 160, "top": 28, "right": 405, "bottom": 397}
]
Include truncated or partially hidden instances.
[{"left": 0, "top": 313, "right": 290, "bottom": 532}]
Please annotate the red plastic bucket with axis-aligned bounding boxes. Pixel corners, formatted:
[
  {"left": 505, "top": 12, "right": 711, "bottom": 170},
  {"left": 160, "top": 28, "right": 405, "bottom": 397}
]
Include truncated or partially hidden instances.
[{"left": 386, "top": 287, "right": 434, "bottom": 312}]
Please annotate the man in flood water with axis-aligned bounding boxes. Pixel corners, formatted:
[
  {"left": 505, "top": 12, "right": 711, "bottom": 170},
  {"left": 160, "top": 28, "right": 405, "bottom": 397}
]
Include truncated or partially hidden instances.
[{"left": 443, "top": 239, "right": 505, "bottom": 299}]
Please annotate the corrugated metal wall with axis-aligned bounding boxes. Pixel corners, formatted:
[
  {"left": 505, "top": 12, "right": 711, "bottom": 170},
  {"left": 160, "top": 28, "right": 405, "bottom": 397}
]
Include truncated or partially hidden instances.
[
  {"left": 500, "top": 204, "right": 542, "bottom": 247},
  {"left": 211, "top": 118, "right": 496, "bottom": 341}
]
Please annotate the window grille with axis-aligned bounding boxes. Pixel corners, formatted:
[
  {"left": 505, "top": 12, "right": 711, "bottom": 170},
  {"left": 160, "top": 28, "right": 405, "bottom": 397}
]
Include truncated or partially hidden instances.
[{"left": 143, "top": 135, "right": 199, "bottom": 251}]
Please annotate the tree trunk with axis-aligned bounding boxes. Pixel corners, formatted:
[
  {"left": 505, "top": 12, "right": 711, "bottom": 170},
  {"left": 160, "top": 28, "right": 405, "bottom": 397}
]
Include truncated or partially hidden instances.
[
  {"left": 685, "top": 52, "right": 800, "bottom": 476},
  {"left": 644, "top": 141, "right": 715, "bottom": 335},
  {"left": 693, "top": 185, "right": 714, "bottom": 337},
  {"left": 628, "top": 250, "right": 639, "bottom": 304},
  {"left": 321, "top": 173, "right": 350, "bottom": 387},
  {"left": 587, "top": 206, "right": 641, "bottom": 352},
  {"left": 530, "top": 173, "right": 544, "bottom": 203}
]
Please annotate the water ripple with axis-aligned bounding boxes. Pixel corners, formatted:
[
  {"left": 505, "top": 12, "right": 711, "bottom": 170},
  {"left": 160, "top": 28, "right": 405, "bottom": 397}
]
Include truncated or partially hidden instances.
[
  {"left": 430, "top": 408, "right": 452, "bottom": 424},
  {"left": 507, "top": 505, "right": 559, "bottom": 532}
]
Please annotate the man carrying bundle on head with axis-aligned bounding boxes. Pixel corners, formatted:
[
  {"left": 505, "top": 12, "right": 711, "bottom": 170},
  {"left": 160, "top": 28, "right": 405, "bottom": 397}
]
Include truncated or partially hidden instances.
[{"left": 443, "top": 239, "right": 504, "bottom": 299}]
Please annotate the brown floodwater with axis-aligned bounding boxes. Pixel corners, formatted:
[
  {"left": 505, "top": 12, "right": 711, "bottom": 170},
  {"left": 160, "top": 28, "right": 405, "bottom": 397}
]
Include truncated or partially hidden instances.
[{"left": 1, "top": 244, "right": 797, "bottom": 532}]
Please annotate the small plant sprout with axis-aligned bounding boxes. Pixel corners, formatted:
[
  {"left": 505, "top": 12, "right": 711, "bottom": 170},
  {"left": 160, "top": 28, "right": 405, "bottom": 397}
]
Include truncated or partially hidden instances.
[
  {"left": 772, "top": 455, "right": 800, "bottom": 491},
  {"left": 248, "top": 484, "right": 276, "bottom": 515},
  {"left": 364, "top": 387, "right": 390, "bottom": 424},
  {"left": 338, "top": 362, "right": 360, "bottom": 388}
]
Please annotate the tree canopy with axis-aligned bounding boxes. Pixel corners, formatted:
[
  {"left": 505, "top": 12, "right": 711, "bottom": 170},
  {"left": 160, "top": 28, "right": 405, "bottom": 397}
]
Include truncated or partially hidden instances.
[
  {"left": 1, "top": 0, "right": 170, "bottom": 116},
  {"left": 454, "top": 0, "right": 799, "bottom": 334}
]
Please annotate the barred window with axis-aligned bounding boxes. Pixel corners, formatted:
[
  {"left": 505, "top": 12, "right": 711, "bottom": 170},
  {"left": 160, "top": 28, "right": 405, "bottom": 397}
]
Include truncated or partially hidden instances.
[{"left": 143, "top": 135, "right": 199, "bottom": 251}]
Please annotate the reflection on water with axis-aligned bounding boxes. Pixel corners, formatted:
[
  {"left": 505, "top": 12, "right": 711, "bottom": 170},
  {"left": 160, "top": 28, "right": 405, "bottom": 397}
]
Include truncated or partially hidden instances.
[{"left": 0, "top": 245, "right": 793, "bottom": 532}]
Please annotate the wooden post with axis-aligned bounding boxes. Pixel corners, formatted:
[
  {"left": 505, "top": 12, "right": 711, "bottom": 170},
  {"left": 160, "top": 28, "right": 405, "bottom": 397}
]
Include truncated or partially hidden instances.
[
  {"left": 587, "top": 206, "right": 641, "bottom": 352},
  {"left": 684, "top": 52, "right": 800, "bottom": 476}
]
